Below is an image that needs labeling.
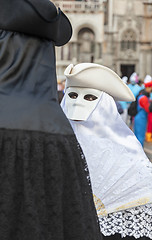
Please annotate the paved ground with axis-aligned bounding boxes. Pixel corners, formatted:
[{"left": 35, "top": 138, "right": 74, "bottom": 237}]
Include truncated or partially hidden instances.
[{"left": 144, "top": 141, "right": 152, "bottom": 162}]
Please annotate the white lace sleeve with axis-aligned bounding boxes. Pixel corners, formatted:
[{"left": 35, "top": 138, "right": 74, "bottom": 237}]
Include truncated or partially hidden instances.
[{"left": 99, "top": 204, "right": 152, "bottom": 239}]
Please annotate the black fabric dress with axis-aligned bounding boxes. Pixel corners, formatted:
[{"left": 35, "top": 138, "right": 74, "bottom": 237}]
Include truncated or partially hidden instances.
[{"left": 0, "top": 30, "right": 101, "bottom": 240}]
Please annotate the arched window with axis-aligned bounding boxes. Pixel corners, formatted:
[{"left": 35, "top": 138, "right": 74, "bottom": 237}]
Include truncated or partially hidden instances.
[
  {"left": 121, "top": 29, "right": 137, "bottom": 51},
  {"left": 78, "top": 28, "right": 95, "bottom": 62}
]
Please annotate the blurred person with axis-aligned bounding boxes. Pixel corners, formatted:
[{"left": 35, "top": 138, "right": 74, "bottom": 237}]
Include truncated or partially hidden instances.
[
  {"left": 128, "top": 73, "right": 143, "bottom": 129},
  {"left": 119, "top": 76, "right": 129, "bottom": 123},
  {"left": 144, "top": 75, "right": 152, "bottom": 85},
  {"left": 57, "top": 78, "right": 66, "bottom": 103},
  {"left": 57, "top": 78, "right": 66, "bottom": 91},
  {"left": 138, "top": 79, "right": 145, "bottom": 88},
  {"left": 134, "top": 76, "right": 152, "bottom": 146},
  {"left": 61, "top": 63, "right": 152, "bottom": 240},
  {"left": 121, "top": 76, "right": 128, "bottom": 84},
  {"left": 115, "top": 101, "right": 124, "bottom": 115},
  {"left": 146, "top": 110, "right": 152, "bottom": 142},
  {"left": 128, "top": 72, "right": 142, "bottom": 98},
  {"left": 145, "top": 76, "right": 152, "bottom": 142},
  {"left": 0, "top": 1, "right": 102, "bottom": 240}
]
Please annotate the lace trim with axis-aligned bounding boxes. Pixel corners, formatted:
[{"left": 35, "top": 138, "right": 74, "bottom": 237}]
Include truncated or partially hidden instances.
[
  {"left": 77, "top": 141, "right": 92, "bottom": 188},
  {"left": 99, "top": 204, "right": 152, "bottom": 239}
]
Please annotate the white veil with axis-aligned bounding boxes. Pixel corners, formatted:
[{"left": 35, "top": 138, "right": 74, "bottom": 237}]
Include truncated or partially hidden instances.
[{"left": 61, "top": 91, "right": 152, "bottom": 215}]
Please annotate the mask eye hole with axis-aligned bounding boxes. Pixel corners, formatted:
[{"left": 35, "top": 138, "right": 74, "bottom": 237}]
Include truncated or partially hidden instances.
[
  {"left": 84, "top": 94, "right": 98, "bottom": 101},
  {"left": 68, "top": 92, "right": 78, "bottom": 99}
]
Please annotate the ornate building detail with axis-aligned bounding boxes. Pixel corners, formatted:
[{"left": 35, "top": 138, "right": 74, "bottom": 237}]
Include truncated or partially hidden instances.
[
  {"left": 117, "top": 18, "right": 124, "bottom": 29},
  {"left": 121, "top": 29, "right": 137, "bottom": 52},
  {"left": 126, "top": 0, "right": 134, "bottom": 14}
]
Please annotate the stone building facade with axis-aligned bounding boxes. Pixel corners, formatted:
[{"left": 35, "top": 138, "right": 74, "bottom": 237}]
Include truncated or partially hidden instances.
[
  {"left": 104, "top": 0, "right": 152, "bottom": 79},
  {"left": 53, "top": 0, "right": 152, "bottom": 81}
]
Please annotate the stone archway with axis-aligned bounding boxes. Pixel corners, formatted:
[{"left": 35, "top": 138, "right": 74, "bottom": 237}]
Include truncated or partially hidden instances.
[{"left": 77, "top": 27, "right": 95, "bottom": 62}]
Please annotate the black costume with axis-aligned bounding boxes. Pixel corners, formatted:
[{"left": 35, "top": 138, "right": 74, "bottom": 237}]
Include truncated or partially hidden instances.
[{"left": 0, "top": 1, "right": 101, "bottom": 239}]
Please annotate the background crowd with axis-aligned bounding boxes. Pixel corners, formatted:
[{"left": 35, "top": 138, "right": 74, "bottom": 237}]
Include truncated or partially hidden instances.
[{"left": 118, "top": 73, "right": 152, "bottom": 147}]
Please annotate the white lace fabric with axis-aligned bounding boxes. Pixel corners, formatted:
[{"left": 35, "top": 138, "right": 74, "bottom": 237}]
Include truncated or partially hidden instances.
[{"left": 99, "top": 204, "right": 152, "bottom": 239}]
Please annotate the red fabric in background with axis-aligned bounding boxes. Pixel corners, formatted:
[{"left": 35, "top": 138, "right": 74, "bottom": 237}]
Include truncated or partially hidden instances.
[
  {"left": 139, "top": 95, "right": 150, "bottom": 113},
  {"left": 147, "top": 112, "right": 152, "bottom": 133}
]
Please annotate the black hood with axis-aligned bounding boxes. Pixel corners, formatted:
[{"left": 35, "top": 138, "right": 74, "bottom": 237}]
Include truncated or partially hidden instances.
[{"left": 0, "top": 0, "right": 72, "bottom": 46}]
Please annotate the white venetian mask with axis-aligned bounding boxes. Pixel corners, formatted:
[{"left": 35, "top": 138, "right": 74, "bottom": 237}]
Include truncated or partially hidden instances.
[{"left": 65, "top": 87, "right": 103, "bottom": 121}]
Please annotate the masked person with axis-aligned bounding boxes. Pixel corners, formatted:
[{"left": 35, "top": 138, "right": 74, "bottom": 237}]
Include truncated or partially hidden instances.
[
  {"left": 61, "top": 63, "right": 152, "bottom": 240},
  {"left": 0, "top": 2, "right": 102, "bottom": 240}
]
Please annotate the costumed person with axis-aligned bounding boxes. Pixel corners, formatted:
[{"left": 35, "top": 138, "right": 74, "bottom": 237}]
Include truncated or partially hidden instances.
[
  {"left": 144, "top": 76, "right": 152, "bottom": 142},
  {"left": 128, "top": 72, "right": 142, "bottom": 98},
  {"left": 146, "top": 111, "right": 152, "bottom": 142},
  {"left": 119, "top": 76, "right": 129, "bottom": 123},
  {"left": 134, "top": 76, "right": 152, "bottom": 146},
  {"left": 0, "top": 1, "right": 102, "bottom": 240},
  {"left": 61, "top": 63, "right": 152, "bottom": 240},
  {"left": 128, "top": 73, "right": 143, "bottom": 129}
]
